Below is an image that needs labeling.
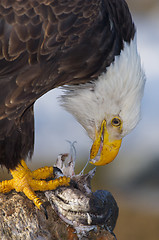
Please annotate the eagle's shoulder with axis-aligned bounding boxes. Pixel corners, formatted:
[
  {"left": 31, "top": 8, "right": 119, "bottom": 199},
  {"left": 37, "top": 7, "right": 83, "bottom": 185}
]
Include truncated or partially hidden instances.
[{"left": 103, "top": 0, "right": 135, "bottom": 43}]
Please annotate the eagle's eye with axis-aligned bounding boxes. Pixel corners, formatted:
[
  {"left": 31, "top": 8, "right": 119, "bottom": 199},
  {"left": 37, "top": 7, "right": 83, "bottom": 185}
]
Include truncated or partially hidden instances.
[{"left": 111, "top": 117, "right": 121, "bottom": 127}]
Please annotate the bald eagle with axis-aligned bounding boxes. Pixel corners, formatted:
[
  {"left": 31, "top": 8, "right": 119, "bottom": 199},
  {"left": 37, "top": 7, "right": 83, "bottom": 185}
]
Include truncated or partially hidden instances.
[{"left": 0, "top": 0, "right": 145, "bottom": 210}]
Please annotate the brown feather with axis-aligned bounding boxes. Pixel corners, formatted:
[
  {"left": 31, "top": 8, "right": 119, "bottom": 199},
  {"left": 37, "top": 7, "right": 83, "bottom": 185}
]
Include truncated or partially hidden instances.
[{"left": 0, "top": 0, "right": 135, "bottom": 169}]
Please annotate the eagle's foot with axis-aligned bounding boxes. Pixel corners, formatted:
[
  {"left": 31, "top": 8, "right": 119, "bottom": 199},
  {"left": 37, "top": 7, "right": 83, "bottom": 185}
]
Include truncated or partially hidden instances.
[{"left": 0, "top": 160, "right": 70, "bottom": 211}]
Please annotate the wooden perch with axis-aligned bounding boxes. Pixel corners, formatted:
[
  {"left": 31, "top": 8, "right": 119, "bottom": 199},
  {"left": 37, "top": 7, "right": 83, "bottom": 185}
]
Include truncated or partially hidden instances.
[
  {"left": 0, "top": 150, "right": 118, "bottom": 239},
  {"left": 0, "top": 191, "right": 116, "bottom": 240}
]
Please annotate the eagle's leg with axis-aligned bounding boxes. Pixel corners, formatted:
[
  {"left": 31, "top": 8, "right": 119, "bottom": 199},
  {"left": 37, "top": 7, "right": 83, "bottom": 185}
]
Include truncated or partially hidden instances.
[{"left": 0, "top": 160, "right": 70, "bottom": 210}]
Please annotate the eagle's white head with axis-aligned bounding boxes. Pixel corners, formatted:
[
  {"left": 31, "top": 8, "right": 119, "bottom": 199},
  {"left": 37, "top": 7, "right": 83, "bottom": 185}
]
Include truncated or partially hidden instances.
[{"left": 61, "top": 36, "right": 146, "bottom": 166}]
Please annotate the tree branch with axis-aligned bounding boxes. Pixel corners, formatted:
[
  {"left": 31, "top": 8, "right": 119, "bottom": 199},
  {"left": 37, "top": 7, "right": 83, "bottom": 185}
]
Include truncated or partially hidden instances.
[
  {"left": 0, "top": 191, "right": 117, "bottom": 240},
  {"left": 0, "top": 150, "right": 118, "bottom": 240}
]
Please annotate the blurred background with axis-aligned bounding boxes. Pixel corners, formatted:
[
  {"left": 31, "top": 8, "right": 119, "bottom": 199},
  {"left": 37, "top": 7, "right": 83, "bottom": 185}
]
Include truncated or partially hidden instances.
[{"left": 1, "top": 1, "right": 159, "bottom": 239}]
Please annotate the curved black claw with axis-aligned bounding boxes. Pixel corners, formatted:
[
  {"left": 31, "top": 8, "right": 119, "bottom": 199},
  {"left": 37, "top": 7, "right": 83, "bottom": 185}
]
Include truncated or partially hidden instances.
[
  {"left": 40, "top": 204, "right": 48, "bottom": 220},
  {"left": 53, "top": 167, "right": 64, "bottom": 178}
]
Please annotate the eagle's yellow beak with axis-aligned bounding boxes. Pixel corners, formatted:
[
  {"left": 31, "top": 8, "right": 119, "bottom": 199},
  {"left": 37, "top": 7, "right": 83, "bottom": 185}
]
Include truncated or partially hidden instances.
[{"left": 90, "top": 120, "right": 122, "bottom": 166}]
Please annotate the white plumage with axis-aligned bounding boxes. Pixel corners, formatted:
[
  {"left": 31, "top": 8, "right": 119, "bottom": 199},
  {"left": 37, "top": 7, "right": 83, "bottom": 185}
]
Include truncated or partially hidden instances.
[{"left": 61, "top": 36, "right": 145, "bottom": 142}]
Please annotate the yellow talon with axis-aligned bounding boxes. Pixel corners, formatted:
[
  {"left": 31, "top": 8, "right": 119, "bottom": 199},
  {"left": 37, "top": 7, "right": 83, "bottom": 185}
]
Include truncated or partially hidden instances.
[
  {"left": 0, "top": 160, "right": 71, "bottom": 210},
  {"left": 32, "top": 166, "right": 54, "bottom": 179}
]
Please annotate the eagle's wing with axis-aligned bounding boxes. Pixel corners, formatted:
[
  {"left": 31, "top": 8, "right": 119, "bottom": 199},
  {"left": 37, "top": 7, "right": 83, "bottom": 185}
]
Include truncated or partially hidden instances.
[
  {"left": 0, "top": 0, "right": 135, "bottom": 119},
  {"left": 0, "top": 0, "right": 100, "bottom": 119}
]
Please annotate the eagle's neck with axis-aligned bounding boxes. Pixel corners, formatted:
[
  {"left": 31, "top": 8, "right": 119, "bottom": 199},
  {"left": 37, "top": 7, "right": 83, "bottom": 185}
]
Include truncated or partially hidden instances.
[{"left": 60, "top": 36, "right": 145, "bottom": 139}]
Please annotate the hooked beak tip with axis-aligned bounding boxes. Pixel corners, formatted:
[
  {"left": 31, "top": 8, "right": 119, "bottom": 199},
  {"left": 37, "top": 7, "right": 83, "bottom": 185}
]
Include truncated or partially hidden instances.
[
  {"left": 89, "top": 120, "right": 122, "bottom": 166},
  {"left": 90, "top": 139, "right": 122, "bottom": 166}
]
